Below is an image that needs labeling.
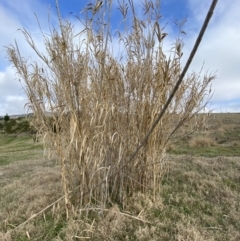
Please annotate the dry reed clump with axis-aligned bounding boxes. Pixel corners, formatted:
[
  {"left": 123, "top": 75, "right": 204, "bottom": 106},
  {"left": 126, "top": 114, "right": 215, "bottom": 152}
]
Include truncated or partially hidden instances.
[
  {"left": 232, "top": 141, "right": 239, "bottom": 147},
  {"left": 189, "top": 136, "right": 217, "bottom": 148},
  {"left": 6, "top": 0, "right": 215, "bottom": 211}
]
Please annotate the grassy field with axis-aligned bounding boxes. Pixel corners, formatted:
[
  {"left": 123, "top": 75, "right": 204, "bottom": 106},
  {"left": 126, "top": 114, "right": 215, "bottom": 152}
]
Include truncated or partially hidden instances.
[
  {"left": 169, "top": 113, "right": 240, "bottom": 157},
  {"left": 0, "top": 113, "right": 240, "bottom": 240},
  {"left": 0, "top": 136, "right": 43, "bottom": 165}
]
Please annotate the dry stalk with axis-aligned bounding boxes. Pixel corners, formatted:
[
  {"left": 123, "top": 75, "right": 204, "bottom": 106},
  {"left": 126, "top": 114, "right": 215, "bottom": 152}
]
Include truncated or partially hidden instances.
[{"left": 6, "top": 0, "right": 217, "bottom": 219}]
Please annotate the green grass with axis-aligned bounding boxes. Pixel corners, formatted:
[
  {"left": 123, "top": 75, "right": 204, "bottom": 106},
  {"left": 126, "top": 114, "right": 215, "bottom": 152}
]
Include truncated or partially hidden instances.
[
  {"left": 167, "top": 113, "right": 240, "bottom": 157},
  {"left": 13, "top": 214, "right": 67, "bottom": 241},
  {"left": 170, "top": 145, "right": 240, "bottom": 157},
  {"left": 156, "top": 156, "right": 240, "bottom": 240},
  {"left": 0, "top": 135, "right": 43, "bottom": 166}
]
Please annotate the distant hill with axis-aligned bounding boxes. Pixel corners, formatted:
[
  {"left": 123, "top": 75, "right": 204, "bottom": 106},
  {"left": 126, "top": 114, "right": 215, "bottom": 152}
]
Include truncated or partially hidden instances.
[
  {"left": 0, "top": 112, "right": 54, "bottom": 120},
  {"left": 9, "top": 114, "right": 30, "bottom": 119}
]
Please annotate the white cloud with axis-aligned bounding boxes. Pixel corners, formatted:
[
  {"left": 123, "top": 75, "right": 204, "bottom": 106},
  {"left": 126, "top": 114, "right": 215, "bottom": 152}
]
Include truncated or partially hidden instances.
[
  {"left": 0, "top": 1, "right": 55, "bottom": 115},
  {"left": 181, "top": 0, "right": 240, "bottom": 110},
  {"left": 0, "top": 66, "right": 27, "bottom": 115},
  {"left": 6, "top": 95, "right": 25, "bottom": 102}
]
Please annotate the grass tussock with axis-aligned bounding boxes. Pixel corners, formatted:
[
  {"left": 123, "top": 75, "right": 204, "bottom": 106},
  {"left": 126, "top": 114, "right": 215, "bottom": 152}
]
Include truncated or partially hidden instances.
[
  {"left": 189, "top": 136, "right": 217, "bottom": 148},
  {"left": 6, "top": 0, "right": 214, "bottom": 217}
]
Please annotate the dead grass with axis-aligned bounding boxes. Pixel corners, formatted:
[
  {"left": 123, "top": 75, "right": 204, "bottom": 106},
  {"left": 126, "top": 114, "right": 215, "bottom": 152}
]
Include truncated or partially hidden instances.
[
  {"left": 189, "top": 136, "right": 217, "bottom": 148},
  {"left": 0, "top": 158, "right": 63, "bottom": 240},
  {"left": 1, "top": 153, "right": 239, "bottom": 240}
]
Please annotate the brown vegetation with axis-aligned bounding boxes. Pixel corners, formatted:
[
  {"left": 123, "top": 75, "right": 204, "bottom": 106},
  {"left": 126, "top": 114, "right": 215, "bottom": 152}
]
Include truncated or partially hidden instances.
[
  {"left": 189, "top": 136, "right": 217, "bottom": 148},
  {"left": 6, "top": 0, "right": 214, "bottom": 212}
]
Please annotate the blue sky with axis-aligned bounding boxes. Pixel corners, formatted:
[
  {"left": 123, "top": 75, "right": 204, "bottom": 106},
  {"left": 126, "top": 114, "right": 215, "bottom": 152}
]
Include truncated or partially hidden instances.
[{"left": 0, "top": 0, "right": 239, "bottom": 115}]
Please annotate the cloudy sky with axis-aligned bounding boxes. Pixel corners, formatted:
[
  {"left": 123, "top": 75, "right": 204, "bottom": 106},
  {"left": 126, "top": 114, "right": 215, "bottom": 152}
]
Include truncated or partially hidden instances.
[{"left": 0, "top": 0, "right": 239, "bottom": 116}]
